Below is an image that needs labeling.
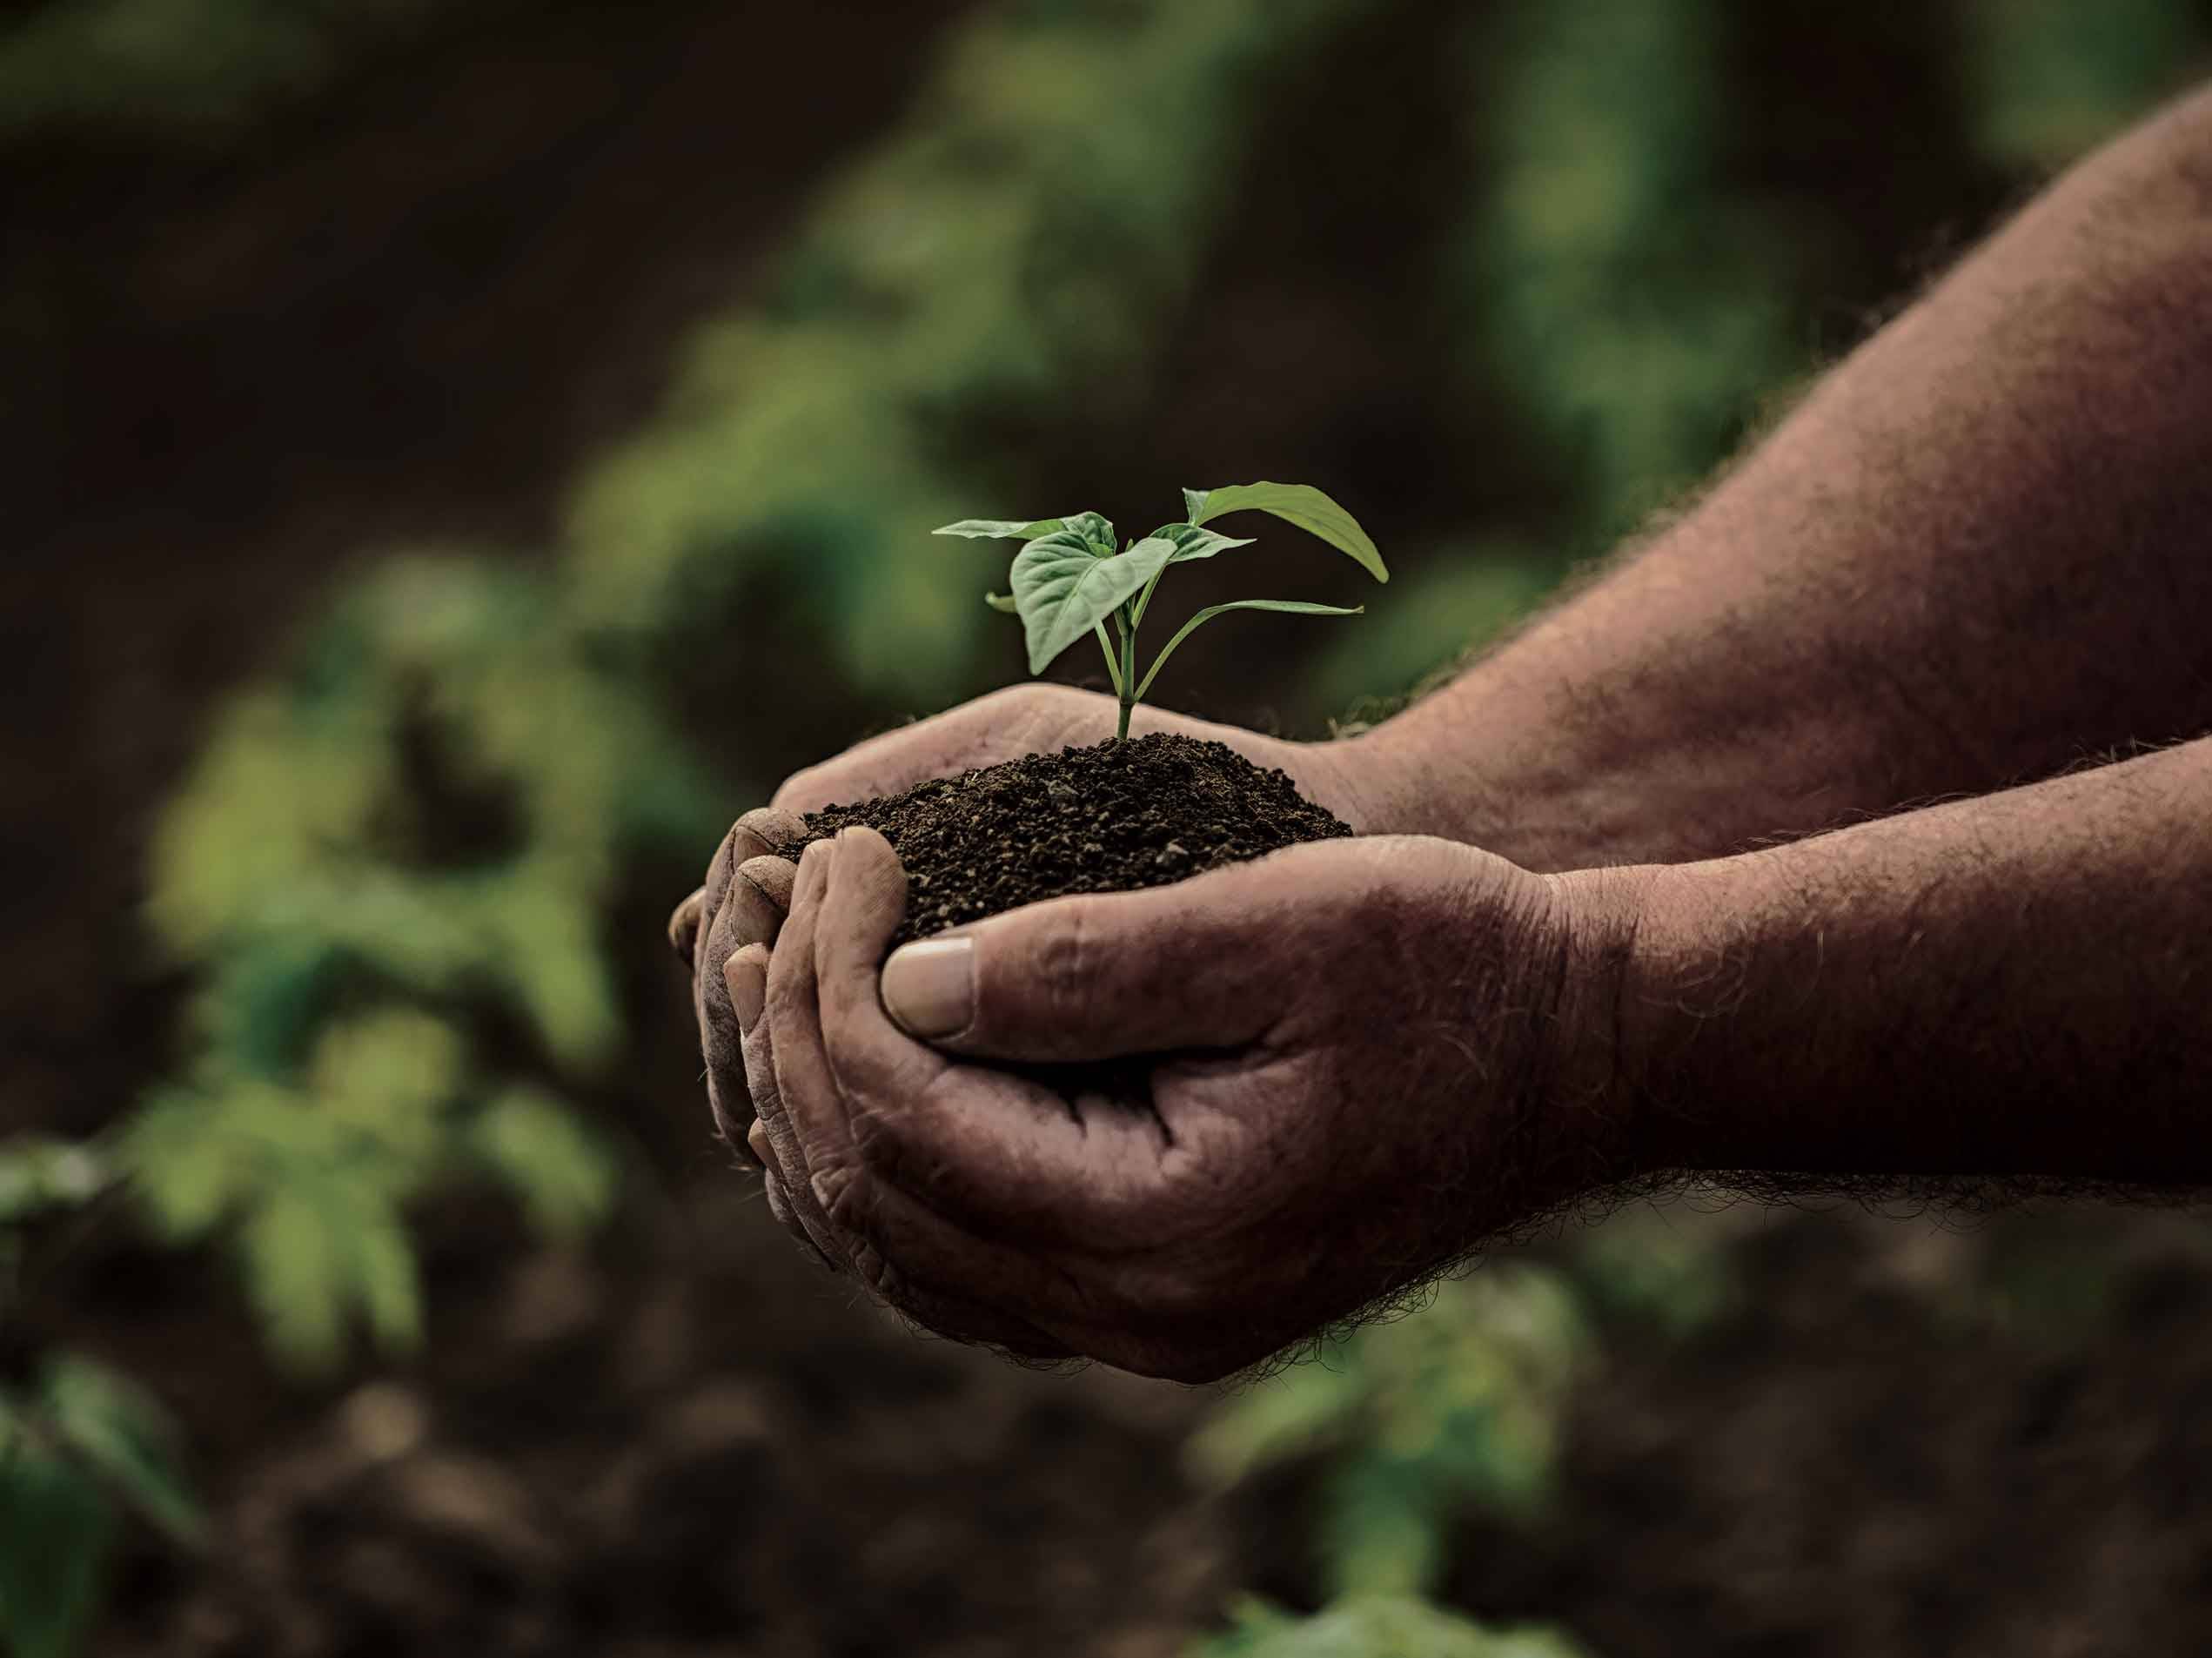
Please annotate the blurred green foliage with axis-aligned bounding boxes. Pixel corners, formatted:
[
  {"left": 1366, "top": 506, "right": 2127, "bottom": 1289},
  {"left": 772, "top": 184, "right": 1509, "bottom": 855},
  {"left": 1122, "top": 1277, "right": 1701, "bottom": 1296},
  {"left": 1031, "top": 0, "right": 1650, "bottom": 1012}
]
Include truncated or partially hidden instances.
[
  {"left": 136, "top": 557, "right": 682, "bottom": 1372},
  {"left": 0, "top": 1353, "right": 203, "bottom": 1658},
  {"left": 1969, "top": 0, "right": 2206, "bottom": 167},
  {"left": 1190, "top": 1595, "right": 1588, "bottom": 1658},
  {"left": 1190, "top": 1268, "right": 1590, "bottom": 1601},
  {"left": 11, "top": 0, "right": 2204, "bottom": 1647},
  {"left": 0, "top": 0, "right": 525, "bottom": 133},
  {"left": 1, "top": 1142, "right": 201, "bottom": 1658}
]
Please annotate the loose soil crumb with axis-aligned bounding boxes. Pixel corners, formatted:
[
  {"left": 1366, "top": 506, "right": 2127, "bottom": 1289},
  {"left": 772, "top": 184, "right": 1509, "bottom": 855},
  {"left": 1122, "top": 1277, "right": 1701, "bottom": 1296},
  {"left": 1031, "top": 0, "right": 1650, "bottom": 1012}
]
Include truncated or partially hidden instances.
[{"left": 781, "top": 733, "right": 1351, "bottom": 943}]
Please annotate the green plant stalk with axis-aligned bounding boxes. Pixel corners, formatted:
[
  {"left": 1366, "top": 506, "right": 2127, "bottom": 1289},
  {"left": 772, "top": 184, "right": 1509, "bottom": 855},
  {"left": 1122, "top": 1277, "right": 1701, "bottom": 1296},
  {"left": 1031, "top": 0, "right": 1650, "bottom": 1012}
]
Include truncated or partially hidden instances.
[{"left": 1114, "top": 607, "right": 1139, "bottom": 741}]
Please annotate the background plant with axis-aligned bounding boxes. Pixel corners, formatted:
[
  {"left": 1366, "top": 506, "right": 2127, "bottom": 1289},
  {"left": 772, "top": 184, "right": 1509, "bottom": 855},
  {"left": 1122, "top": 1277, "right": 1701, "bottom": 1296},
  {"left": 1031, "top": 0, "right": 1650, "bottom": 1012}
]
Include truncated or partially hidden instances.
[{"left": 0, "top": 1139, "right": 201, "bottom": 1658}]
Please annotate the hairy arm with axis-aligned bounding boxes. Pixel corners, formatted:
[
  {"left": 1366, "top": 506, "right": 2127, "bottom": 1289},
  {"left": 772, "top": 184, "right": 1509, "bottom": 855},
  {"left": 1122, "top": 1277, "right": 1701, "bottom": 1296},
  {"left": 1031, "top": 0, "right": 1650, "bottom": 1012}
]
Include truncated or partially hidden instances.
[
  {"left": 1356, "top": 84, "right": 2212, "bottom": 870},
  {"left": 1601, "top": 736, "right": 2212, "bottom": 1191}
]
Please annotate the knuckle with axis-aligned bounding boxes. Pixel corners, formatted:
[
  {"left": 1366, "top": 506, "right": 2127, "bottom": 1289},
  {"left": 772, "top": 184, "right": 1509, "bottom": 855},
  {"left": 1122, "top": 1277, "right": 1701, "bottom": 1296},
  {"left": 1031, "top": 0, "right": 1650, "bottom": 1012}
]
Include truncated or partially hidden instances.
[
  {"left": 1024, "top": 902, "right": 1096, "bottom": 1027},
  {"left": 844, "top": 1233, "right": 904, "bottom": 1305},
  {"left": 808, "top": 1160, "right": 863, "bottom": 1232}
]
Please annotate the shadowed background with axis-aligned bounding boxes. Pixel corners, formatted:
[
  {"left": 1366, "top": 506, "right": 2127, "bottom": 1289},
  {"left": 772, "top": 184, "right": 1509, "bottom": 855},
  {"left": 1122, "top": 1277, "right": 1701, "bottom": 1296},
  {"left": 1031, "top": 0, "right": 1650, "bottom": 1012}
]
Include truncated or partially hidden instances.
[{"left": 6, "top": 2, "right": 2212, "bottom": 1654}]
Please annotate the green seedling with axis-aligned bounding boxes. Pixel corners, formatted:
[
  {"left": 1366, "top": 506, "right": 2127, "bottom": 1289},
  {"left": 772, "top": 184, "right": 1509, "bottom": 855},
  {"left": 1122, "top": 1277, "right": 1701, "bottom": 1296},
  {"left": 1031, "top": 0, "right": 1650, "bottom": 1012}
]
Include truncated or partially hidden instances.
[{"left": 937, "top": 482, "right": 1388, "bottom": 741}]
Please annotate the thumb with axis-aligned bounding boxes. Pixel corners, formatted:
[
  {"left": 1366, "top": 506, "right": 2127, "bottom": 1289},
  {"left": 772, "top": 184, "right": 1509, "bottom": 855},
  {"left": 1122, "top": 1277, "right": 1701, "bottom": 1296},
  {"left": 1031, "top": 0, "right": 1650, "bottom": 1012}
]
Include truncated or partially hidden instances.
[{"left": 876, "top": 869, "right": 1296, "bottom": 1064}]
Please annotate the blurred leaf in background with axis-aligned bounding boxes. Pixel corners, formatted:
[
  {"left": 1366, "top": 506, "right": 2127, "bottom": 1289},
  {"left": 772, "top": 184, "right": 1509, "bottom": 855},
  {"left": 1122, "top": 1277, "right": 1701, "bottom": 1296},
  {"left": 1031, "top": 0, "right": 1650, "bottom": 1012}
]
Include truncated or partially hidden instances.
[
  {"left": 1189, "top": 1267, "right": 1590, "bottom": 1601},
  {"left": 0, "top": 0, "right": 532, "bottom": 133},
  {"left": 1190, "top": 1594, "right": 1590, "bottom": 1658},
  {"left": 0, "top": 1137, "right": 163, "bottom": 1658},
  {"left": 0, "top": 1350, "right": 200, "bottom": 1658},
  {"left": 1968, "top": 0, "right": 2204, "bottom": 168}
]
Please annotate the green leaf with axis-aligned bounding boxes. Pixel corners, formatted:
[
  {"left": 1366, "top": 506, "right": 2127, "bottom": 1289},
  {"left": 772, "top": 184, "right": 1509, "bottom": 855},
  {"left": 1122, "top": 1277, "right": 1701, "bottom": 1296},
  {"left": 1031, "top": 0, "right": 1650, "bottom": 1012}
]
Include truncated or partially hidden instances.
[
  {"left": 1184, "top": 1357, "right": 1365, "bottom": 1487},
  {"left": 470, "top": 1087, "right": 618, "bottom": 1238},
  {"left": 1132, "top": 600, "right": 1363, "bottom": 702},
  {"left": 934, "top": 518, "right": 1063, "bottom": 540},
  {"left": 347, "top": 1201, "right": 424, "bottom": 1353},
  {"left": 1149, "top": 523, "right": 1258, "bottom": 563},
  {"left": 40, "top": 1356, "right": 202, "bottom": 1545},
  {"left": 1183, "top": 482, "right": 1389, "bottom": 582},
  {"left": 0, "top": 1437, "right": 115, "bottom": 1658},
  {"left": 1318, "top": 1457, "right": 1448, "bottom": 1598},
  {"left": 1129, "top": 524, "right": 1260, "bottom": 625},
  {"left": 1008, "top": 533, "right": 1177, "bottom": 675},
  {"left": 983, "top": 591, "right": 1019, "bottom": 614},
  {"left": 239, "top": 1186, "right": 356, "bottom": 1373},
  {"left": 1062, "top": 510, "right": 1117, "bottom": 556},
  {"left": 1192, "top": 1595, "right": 1590, "bottom": 1658},
  {"left": 0, "top": 1138, "right": 111, "bottom": 1225}
]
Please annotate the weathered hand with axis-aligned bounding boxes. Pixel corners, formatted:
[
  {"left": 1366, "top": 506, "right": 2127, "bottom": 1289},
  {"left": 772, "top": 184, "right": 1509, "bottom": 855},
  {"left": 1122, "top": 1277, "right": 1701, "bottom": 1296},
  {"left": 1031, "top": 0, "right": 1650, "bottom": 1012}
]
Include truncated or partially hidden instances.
[
  {"left": 733, "top": 824, "right": 1639, "bottom": 1383},
  {"left": 666, "top": 684, "right": 1398, "bottom": 1233}
]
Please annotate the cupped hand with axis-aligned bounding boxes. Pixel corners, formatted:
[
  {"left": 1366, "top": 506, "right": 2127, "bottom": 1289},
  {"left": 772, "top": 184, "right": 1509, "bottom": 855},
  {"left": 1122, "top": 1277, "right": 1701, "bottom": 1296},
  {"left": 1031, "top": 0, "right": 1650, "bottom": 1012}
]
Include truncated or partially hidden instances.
[
  {"left": 667, "top": 684, "right": 1400, "bottom": 1225},
  {"left": 727, "top": 824, "right": 1640, "bottom": 1383}
]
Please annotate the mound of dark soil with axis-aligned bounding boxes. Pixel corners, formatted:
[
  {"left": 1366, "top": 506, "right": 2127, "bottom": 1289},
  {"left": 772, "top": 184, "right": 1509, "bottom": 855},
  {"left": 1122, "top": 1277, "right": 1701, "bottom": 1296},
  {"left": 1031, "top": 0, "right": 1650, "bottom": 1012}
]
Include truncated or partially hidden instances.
[{"left": 781, "top": 733, "right": 1351, "bottom": 943}]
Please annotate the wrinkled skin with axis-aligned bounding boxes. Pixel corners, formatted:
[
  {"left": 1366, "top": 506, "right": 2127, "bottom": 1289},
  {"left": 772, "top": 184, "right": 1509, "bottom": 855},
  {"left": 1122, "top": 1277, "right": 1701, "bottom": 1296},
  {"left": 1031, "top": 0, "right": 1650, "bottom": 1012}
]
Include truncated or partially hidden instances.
[
  {"left": 674, "top": 742, "right": 1630, "bottom": 1379},
  {"left": 667, "top": 684, "right": 1392, "bottom": 1255}
]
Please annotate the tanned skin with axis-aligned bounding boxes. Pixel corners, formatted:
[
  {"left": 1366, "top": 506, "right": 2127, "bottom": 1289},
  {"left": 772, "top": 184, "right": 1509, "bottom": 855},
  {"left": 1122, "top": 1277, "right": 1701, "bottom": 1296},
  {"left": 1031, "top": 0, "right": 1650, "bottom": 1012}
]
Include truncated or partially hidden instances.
[{"left": 670, "top": 86, "right": 2212, "bottom": 1381}]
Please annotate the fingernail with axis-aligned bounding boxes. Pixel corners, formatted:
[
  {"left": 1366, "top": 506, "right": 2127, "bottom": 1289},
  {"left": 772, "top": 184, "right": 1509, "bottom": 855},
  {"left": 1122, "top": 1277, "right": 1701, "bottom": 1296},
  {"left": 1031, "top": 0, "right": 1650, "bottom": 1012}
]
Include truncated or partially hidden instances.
[
  {"left": 724, "top": 950, "right": 766, "bottom": 1031},
  {"left": 880, "top": 936, "right": 974, "bottom": 1038}
]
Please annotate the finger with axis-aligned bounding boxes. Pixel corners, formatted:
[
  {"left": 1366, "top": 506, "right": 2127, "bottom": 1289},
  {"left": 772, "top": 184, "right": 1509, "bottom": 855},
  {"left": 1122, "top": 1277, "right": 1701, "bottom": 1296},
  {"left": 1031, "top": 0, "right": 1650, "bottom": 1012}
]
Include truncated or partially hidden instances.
[
  {"left": 807, "top": 828, "right": 1176, "bottom": 1255},
  {"left": 667, "top": 888, "right": 705, "bottom": 964},
  {"left": 724, "top": 856, "right": 799, "bottom": 950},
  {"left": 756, "top": 842, "right": 855, "bottom": 1271},
  {"left": 876, "top": 865, "right": 1292, "bottom": 1064},
  {"left": 772, "top": 829, "right": 1116, "bottom": 1321},
  {"left": 694, "top": 856, "right": 801, "bottom": 1145},
  {"left": 698, "top": 807, "right": 808, "bottom": 949},
  {"left": 739, "top": 975, "right": 835, "bottom": 1265},
  {"left": 761, "top": 1165, "right": 794, "bottom": 1227}
]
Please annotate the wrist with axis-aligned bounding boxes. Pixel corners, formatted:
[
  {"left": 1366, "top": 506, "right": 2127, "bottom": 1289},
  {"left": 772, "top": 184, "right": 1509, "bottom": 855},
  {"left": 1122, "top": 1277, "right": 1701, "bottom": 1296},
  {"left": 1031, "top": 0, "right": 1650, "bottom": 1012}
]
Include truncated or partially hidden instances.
[{"left": 1534, "top": 861, "right": 1671, "bottom": 1190}]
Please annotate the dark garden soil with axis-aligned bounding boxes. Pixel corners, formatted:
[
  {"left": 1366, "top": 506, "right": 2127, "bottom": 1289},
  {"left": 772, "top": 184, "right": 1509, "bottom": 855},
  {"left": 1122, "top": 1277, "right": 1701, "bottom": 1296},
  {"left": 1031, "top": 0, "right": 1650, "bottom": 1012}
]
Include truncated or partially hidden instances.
[
  {"left": 78, "top": 1196, "right": 2212, "bottom": 1657},
  {"left": 781, "top": 735, "right": 1351, "bottom": 943}
]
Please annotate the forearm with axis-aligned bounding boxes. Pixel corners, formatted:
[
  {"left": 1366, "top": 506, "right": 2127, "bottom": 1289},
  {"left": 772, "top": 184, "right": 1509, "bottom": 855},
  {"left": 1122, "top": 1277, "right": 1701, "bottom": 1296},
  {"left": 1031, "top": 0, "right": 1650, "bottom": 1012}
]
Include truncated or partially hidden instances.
[
  {"left": 1354, "top": 84, "right": 2212, "bottom": 870},
  {"left": 1606, "top": 736, "right": 2212, "bottom": 1189}
]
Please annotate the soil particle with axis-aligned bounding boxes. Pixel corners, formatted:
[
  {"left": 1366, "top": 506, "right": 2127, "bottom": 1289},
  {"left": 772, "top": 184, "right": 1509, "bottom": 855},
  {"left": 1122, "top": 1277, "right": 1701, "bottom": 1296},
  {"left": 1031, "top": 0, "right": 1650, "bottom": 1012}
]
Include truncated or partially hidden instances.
[{"left": 781, "top": 733, "right": 1351, "bottom": 943}]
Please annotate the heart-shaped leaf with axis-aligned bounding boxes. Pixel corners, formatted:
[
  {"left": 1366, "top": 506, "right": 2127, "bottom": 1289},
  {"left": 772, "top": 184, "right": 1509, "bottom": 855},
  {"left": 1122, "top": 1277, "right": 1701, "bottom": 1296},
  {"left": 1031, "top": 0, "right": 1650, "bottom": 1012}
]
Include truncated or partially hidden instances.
[
  {"left": 935, "top": 518, "right": 1063, "bottom": 540},
  {"left": 1182, "top": 482, "right": 1388, "bottom": 581},
  {"left": 1009, "top": 533, "right": 1178, "bottom": 674},
  {"left": 1062, "top": 509, "right": 1117, "bottom": 555}
]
